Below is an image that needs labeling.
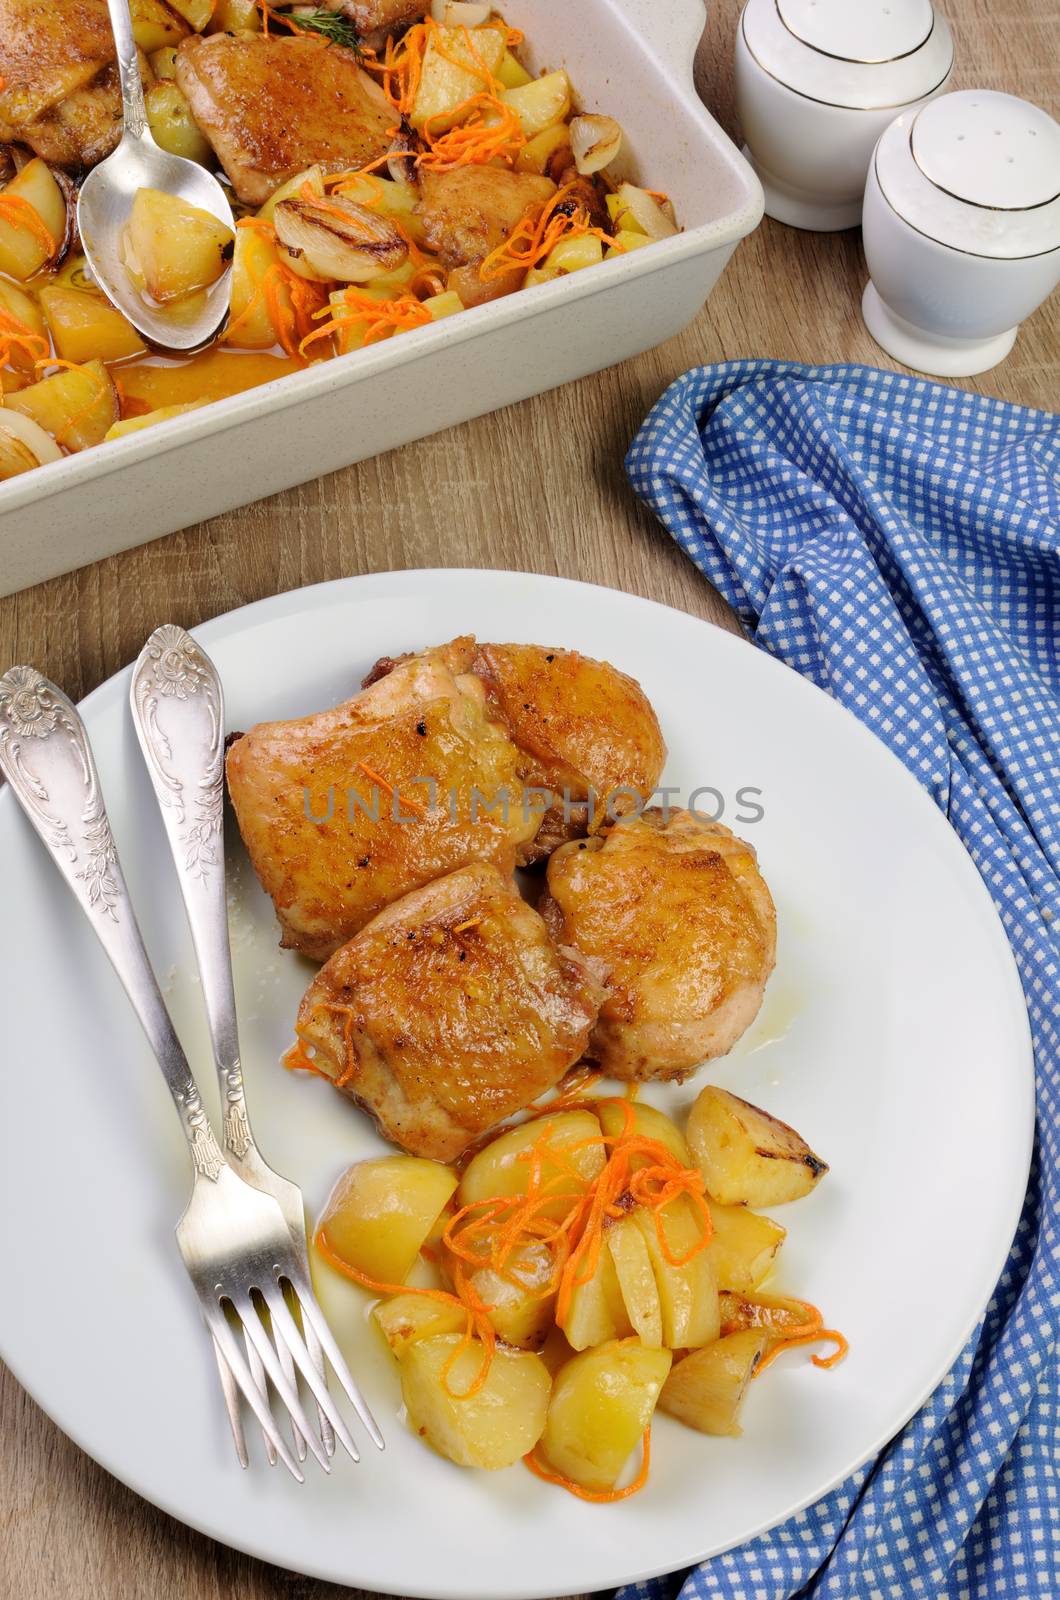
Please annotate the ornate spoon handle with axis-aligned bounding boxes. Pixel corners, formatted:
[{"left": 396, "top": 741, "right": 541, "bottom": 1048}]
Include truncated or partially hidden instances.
[
  {"left": 0, "top": 667, "right": 224, "bottom": 1182},
  {"left": 130, "top": 627, "right": 257, "bottom": 1172}
]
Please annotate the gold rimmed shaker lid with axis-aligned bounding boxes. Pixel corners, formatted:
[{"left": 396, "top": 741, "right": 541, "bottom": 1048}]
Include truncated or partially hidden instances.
[{"left": 742, "top": 0, "right": 953, "bottom": 111}]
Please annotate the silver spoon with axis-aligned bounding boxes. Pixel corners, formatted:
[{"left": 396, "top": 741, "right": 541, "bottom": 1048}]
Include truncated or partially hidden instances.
[{"left": 77, "top": 0, "right": 233, "bottom": 354}]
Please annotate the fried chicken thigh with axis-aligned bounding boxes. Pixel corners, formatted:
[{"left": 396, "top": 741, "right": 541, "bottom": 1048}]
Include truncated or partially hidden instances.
[
  {"left": 296, "top": 864, "right": 605, "bottom": 1161},
  {"left": 540, "top": 809, "right": 776, "bottom": 1082},
  {"left": 0, "top": 0, "right": 156, "bottom": 168},
  {"left": 330, "top": 0, "right": 427, "bottom": 50},
  {"left": 175, "top": 34, "right": 394, "bottom": 205},
  {"left": 364, "top": 638, "right": 667, "bottom": 858},
  {"left": 226, "top": 651, "right": 541, "bottom": 961}
]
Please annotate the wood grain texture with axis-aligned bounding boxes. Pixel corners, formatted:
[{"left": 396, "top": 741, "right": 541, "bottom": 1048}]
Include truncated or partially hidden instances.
[{"left": 1, "top": 1, "right": 1056, "bottom": 1595}]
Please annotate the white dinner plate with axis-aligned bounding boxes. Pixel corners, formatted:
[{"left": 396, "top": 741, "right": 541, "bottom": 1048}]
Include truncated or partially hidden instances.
[{"left": 0, "top": 570, "right": 1033, "bottom": 1598}]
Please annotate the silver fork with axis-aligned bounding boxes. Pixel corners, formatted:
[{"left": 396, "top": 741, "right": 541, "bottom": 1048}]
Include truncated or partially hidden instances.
[
  {"left": 0, "top": 666, "right": 383, "bottom": 1482},
  {"left": 129, "top": 624, "right": 334, "bottom": 1466}
]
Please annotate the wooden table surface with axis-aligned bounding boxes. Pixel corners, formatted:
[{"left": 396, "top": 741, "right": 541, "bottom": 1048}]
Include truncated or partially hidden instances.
[{"left": 2, "top": 1, "right": 1056, "bottom": 1595}]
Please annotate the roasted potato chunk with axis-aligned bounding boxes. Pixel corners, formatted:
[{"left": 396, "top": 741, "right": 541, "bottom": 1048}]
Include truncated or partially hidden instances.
[
  {"left": 372, "top": 1292, "right": 465, "bottom": 1357},
  {"left": 659, "top": 1331, "right": 768, "bottom": 1436},
  {"left": 540, "top": 1339, "right": 671, "bottom": 1492},
  {"left": 457, "top": 1110, "right": 604, "bottom": 1216},
  {"left": 467, "top": 1240, "right": 555, "bottom": 1349},
  {"left": 606, "top": 1215, "right": 663, "bottom": 1348},
  {"left": 633, "top": 1197, "right": 719, "bottom": 1349},
  {"left": 123, "top": 187, "right": 234, "bottom": 302},
  {"left": 400, "top": 1334, "right": 550, "bottom": 1469},
  {"left": 688, "top": 1086, "right": 828, "bottom": 1206},
  {"left": 706, "top": 1204, "right": 786, "bottom": 1294},
  {"left": 597, "top": 1099, "right": 692, "bottom": 1169},
  {"left": 5, "top": 359, "right": 117, "bottom": 452},
  {"left": 318, "top": 1156, "right": 458, "bottom": 1284},
  {"left": 562, "top": 1243, "right": 632, "bottom": 1351}
]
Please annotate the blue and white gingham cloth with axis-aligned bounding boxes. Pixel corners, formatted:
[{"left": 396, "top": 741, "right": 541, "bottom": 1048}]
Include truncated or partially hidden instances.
[{"left": 621, "top": 362, "right": 1059, "bottom": 1600}]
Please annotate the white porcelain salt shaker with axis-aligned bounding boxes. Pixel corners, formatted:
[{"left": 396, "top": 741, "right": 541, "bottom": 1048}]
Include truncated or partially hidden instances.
[
  {"left": 735, "top": 0, "right": 954, "bottom": 232},
  {"left": 862, "top": 91, "right": 1060, "bottom": 376}
]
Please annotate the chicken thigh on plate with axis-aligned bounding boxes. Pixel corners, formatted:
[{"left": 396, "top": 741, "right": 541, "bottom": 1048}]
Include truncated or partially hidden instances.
[
  {"left": 364, "top": 638, "right": 667, "bottom": 859},
  {"left": 540, "top": 808, "right": 777, "bottom": 1082},
  {"left": 226, "top": 649, "right": 542, "bottom": 961},
  {"left": 294, "top": 863, "right": 606, "bottom": 1162}
]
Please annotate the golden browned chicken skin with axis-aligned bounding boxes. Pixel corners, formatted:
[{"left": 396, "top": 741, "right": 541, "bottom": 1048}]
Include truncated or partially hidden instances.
[
  {"left": 364, "top": 638, "right": 667, "bottom": 859},
  {"left": 226, "top": 650, "right": 541, "bottom": 961},
  {"left": 415, "top": 168, "right": 556, "bottom": 270},
  {"left": 174, "top": 34, "right": 395, "bottom": 205},
  {"left": 540, "top": 809, "right": 776, "bottom": 1082},
  {"left": 296, "top": 863, "right": 606, "bottom": 1161},
  {"left": 328, "top": 0, "right": 427, "bottom": 49},
  {"left": 0, "top": 0, "right": 158, "bottom": 168}
]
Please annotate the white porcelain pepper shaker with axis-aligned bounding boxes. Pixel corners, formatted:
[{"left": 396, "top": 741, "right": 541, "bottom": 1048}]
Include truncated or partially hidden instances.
[
  {"left": 862, "top": 91, "right": 1060, "bottom": 376},
  {"left": 735, "top": 0, "right": 954, "bottom": 232}
]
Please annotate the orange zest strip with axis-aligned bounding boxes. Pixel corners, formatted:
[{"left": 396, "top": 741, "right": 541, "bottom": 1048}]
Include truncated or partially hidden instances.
[
  {"left": 524, "top": 1423, "right": 652, "bottom": 1503},
  {"left": 0, "top": 194, "right": 59, "bottom": 257}
]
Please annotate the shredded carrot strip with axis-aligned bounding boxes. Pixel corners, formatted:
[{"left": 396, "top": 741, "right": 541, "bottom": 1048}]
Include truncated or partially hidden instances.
[
  {"left": 416, "top": 92, "right": 525, "bottom": 172},
  {"left": 300, "top": 287, "right": 432, "bottom": 356},
  {"left": 0, "top": 194, "right": 58, "bottom": 258},
  {"left": 355, "top": 758, "right": 429, "bottom": 816},
  {"left": 0, "top": 304, "right": 49, "bottom": 370},
  {"left": 452, "top": 916, "right": 483, "bottom": 934},
  {"left": 325, "top": 152, "right": 399, "bottom": 190},
  {"left": 524, "top": 1423, "right": 652, "bottom": 1502},
  {"left": 223, "top": 220, "right": 327, "bottom": 359},
  {"left": 478, "top": 181, "right": 616, "bottom": 283},
  {"left": 755, "top": 1328, "right": 848, "bottom": 1375}
]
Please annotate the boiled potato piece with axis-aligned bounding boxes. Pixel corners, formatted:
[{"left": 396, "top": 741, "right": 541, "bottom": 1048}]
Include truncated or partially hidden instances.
[
  {"left": 523, "top": 232, "right": 602, "bottom": 288},
  {"left": 515, "top": 121, "right": 570, "bottom": 174},
  {"left": 6, "top": 359, "right": 117, "bottom": 452},
  {"left": 497, "top": 48, "right": 532, "bottom": 89},
  {"left": 634, "top": 1197, "right": 719, "bottom": 1349},
  {"left": 0, "top": 278, "right": 47, "bottom": 371},
  {"left": 257, "top": 165, "right": 325, "bottom": 223},
  {"left": 597, "top": 1100, "right": 692, "bottom": 1169},
  {"left": 0, "top": 159, "right": 66, "bottom": 280},
  {"left": 410, "top": 24, "right": 507, "bottom": 131},
  {"left": 501, "top": 71, "right": 571, "bottom": 139},
  {"left": 606, "top": 230, "right": 653, "bottom": 258},
  {"left": 659, "top": 1331, "right": 767, "bottom": 1436},
  {"left": 706, "top": 1204, "right": 785, "bottom": 1294},
  {"left": 104, "top": 402, "right": 205, "bottom": 440},
  {"left": 606, "top": 1215, "right": 662, "bottom": 1348},
  {"left": 149, "top": 45, "right": 179, "bottom": 78},
  {"left": 469, "top": 1240, "right": 555, "bottom": 1349},
  {"left": 209, "top": 0, "right": 261, "bottom": 29},
  {"left": 318, "top": 1156, "right": 458, "bottom": 1285},
  {"left": 562, "top": 1241, "right": 632, "bottom": 1351},
  {"left": 401, "top": 1334, "right": 550, "bottom": 1468},
  {"left": 225, "top": 226, "right": 297, "bottom": 350},
  {"left": 688, "top": 1086, "right": 828, "bottom": 1206},
  {"left": 146, "top": 82, "right": 214, "bottom": 165},
  {"left": 40, "top": 286, "right": 146, "bottom": 365},
  {"left": 165, "top": 0, "right": 213, "bottom": 29},
  {"left": 541, "top": 1339, "right": 671, "bottom": 1491},
  {"left": 130, "top": 0, "right": 189, "bottom": 50},
  {"left": 123, "top": 188, "right": 234, "bottom": 303},
  {"left": 424, "top": 289, "right": 464, "bottom": 320},
  {"left": 372, "top": 1292, "right": 465, "bottom": 1357},
  {"left": 458, "top": 1110, "right": 604, "bottom": 1216}
]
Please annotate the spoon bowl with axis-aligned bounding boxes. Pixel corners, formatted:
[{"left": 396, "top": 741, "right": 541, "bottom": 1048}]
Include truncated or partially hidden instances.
[{"left": 77, "top": 0, "right": 233, "bottom": 355}]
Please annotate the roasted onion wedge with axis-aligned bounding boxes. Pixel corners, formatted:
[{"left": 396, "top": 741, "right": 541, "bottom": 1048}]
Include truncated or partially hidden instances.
[{"left": 273, "top": 195, "right": 408, "bottom": 283}]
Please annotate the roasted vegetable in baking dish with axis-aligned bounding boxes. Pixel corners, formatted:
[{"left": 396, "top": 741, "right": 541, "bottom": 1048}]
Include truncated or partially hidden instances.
[{"left": 0, "top": 5, "right": 679, "bottom": 478}]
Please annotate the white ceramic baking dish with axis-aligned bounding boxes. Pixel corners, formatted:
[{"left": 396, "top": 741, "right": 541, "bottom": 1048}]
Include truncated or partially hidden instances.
[{"left": 0, "top": 0, "right": 763, "bottom": 598}]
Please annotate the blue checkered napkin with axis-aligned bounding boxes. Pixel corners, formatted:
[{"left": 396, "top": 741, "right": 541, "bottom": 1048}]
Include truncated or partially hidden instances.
[{"left": 621, "top": 362, "right": 1059, "bottom": 1600}]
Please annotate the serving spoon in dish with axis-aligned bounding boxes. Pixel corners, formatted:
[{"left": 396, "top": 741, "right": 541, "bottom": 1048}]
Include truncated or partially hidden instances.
[{"left": 77, "top": 0, "right": 233, "bottom": 354}]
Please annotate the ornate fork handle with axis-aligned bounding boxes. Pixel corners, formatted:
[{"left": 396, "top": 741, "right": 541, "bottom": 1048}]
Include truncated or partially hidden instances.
[
  {"left": 130, "top": 627, "right": 257, "bottom": 1172},
  {"left": 0, "top": 667, "right": 224, "bottom": 1183}
]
